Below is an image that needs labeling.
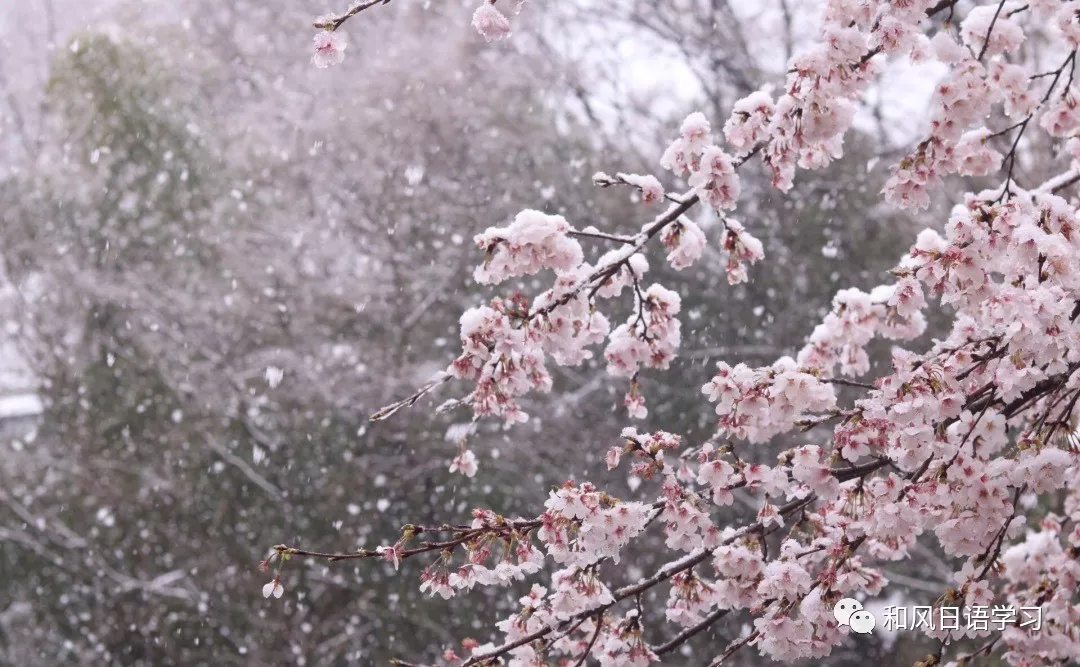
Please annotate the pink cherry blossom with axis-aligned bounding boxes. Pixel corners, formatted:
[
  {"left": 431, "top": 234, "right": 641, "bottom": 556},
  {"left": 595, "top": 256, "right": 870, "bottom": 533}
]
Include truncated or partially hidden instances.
[
  {"left": 311, "top": 30, "right": 346, "bottom": 69},
  {"left": 471, "top": 2, "right": 512, "bottom": 42},
  {"left": 449, "top": 449, "right": 478, "bottom": 477},
  {"left": 659, "top": 218, "right": 706, "bottom": 270}
]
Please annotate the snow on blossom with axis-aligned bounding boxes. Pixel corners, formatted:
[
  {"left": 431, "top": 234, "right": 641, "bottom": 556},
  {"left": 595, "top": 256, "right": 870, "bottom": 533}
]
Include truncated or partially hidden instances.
[
  {"left": 872, "top": 13, "right": 921, "bottom": 55},
  {"left": 619, "top": 173, "right": 664, "bottom": 203},
  {"left": 724, "top": 90, "right": 774, "bottom": 152},
  {"left": 757, "top": 560, "right": 813, "bottom": 600},
  {"left": 471, "top": 2, "right": 512, "bottom": 42},
  {"left": 954, "top": 129, "right": 1003, "bottom": 176},
  {"left": 659, "top": 217, "right": 706, "bottom": 270},
  {"left": 930, "top": 32, "right": 967, "bottom": 63},
  {"left": 821, "top": 24, "right": 867, "bottom": 62},
  {"left": 1040, "top": 92, "right": 1080, "bottom": 137},
  {"left": 960, "top": 4, "right": 1025, "bottom": 57},
  {"left": 701, "top": 357, "right": 835, "bottom": 442},
  {"left": 1056, "top": 2, "right": 1080, "bottom": 47},
  {"left": 311, "top": 30, "right": 346, "bottom": 69},
  {"left": 719, "top": 219, "right": 763, "bottom": 284},
  {"left": 660, "top": 112, "right": 713, "bottom": 176},
  {"left": 1030, "top": 0, "right": 1063, "bottom": 15},
  {"left": 593, "top": 251, "right": 649, "bottom": 299},
  {"left": 604, "top": 284, "right": 682, "bottom": 377},
  {"left": 473, "top": 210, "right": 583, "bottom": 284},
  {"left": 990, "top": 61, "right": 1037, "bottom": 118},
  {"left": 687, "top": 145, "right": 741, "bottom": 211}
]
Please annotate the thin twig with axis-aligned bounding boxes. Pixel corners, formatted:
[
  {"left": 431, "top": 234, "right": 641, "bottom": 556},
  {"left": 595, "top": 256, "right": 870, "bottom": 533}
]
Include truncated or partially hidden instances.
[{"left": 313, "top": 0, "right": 391, "bottom": 31}]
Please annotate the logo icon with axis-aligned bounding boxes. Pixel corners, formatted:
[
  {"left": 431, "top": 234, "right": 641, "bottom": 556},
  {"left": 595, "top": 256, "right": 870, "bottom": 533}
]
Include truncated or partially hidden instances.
[{"left": 833, "top": 598, "right": 876, "bottom": 634}]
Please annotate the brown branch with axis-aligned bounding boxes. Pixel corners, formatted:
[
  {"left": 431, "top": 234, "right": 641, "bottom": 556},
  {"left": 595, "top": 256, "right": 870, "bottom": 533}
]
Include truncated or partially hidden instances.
[
  {"left": 369, "top": 372, "right": 453, "bottom": 422},
  {"left": 313, "top": 0, "right": 391, "bottom": 31},
  {"left": 832, "top": 456, "right": 892, "bottom": 482},
  {"left": 571, "top": 617, "right": 604, "bottom": 667},
  {"left": 976, "top": 0, "right": 1008, "bottom": 62},
  {"left": 823, "top": 377, "right": 876, "bottom": 390},
  {"left": 276, "top": 517, "right": 541, "bottom": 563},
  {"left": 654, "top": 606, "right": 730, "bottom": 655},
  {"left": 711, "top": 627, "right": 760, "bottom": 665},
  {"left": 974, "top": 485, "right": 1025, "bottom": 580},
  {"left": 567, "top": 228, "right": 637, "bottom": 244}
]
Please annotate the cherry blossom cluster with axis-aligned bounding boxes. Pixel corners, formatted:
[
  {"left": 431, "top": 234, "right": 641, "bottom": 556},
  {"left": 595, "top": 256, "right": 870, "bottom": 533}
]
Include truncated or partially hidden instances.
[
  {"left": 606, "top": 427, "right": 681, "bottom": 480},
  {"left": 283, "top": 1, "right": 1080, "bottom": 665},
  {"left": 604, "top": 285, "right": 682, "bottom": 377},
  {"left": 701, "top": 357, "right": 837, "bottom": 443},
  {"left": 445, "top": 203, "right": 702, "bottom": 426},
  {"left": 885, "top": 2, "right": 1080, "bottom": 208},
  {"left": 661, "top": 113, "right": 741, "bottom": 212},
  {"left": 717, "top": 218, "right": 764, "bottom": 285},
  {"left": 539, "top": 482, "right": 655, "bottom": 567},
  {"left": 795, "top": 280, "right": 928, "bottom": 378},
  {"left": 995, "top": 487, "right": 1080, "bottom": 663},
  {"left": 418, "top": 510, "right": 546, "bottom": 600},
  {"left": 473, "top": 210, "right": 584, "bottom": 284}
]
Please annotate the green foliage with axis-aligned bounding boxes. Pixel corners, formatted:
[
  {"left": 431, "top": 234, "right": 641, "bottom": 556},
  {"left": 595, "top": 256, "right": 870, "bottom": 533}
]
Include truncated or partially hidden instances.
[{"left": 45, "top": 31, "right": 218, "bottom": 271}]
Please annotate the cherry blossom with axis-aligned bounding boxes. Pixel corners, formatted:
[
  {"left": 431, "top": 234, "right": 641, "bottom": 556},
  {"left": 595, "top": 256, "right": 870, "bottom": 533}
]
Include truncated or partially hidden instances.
[
  {"left": 1040, "top": 92, "right": 1080, "bottom": 137},
  {"left": 262, "top": 578, "right": 284, "bottom": 599},
  {"left": 724, "top": 90, "right": 774, "bottom": 152},
  {"left": 686, "top": 145, "right": 741, "bottom": 212},
  {"left": 659, "top": 112, "right": 712, "bottom": 177},
  {"left": 473, "top": 209, "right": 583, "bottom": 284},
  {"left": 717, "top": 218, "right": 764, "bottom": 284},
  {"left": 961, "top": 4, "right": 1026, "bottom": 57},
  {"left": 471, "top": 1, "right": 512, "bottom": 43},
  {"left": 449, "top": 449, "right": 478, "bottom": 477},
  {"left": 311, "top": 30, "right": 346, "bottom": 69},
  {"left": 617, "top": 173, "right": 665, "bottom": 204},
  {"left": 955, "top": 129, "right": 1004, "bottom": 176},
  {"left": 659, "top": 217, "right": 706, "bottom": 270}
]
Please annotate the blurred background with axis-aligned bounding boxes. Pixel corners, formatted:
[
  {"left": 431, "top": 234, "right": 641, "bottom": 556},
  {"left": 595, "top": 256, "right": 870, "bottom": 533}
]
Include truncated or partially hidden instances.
[{"left": 0, "top": 0, "right": 1048, "bottom": 665}]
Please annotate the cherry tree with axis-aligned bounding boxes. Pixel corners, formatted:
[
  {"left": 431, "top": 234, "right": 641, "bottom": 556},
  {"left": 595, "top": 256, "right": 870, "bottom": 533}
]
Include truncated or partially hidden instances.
[{"left": 270, "top": 1, "right": 1080, "bottom": 664}]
